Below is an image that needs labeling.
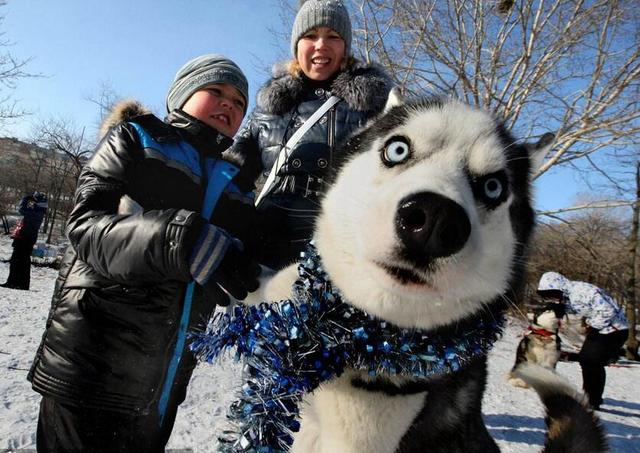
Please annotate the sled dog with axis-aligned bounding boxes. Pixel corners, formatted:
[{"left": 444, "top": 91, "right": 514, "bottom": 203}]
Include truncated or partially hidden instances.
[
  {"left": 254, "top": 90, "right": 606, "bottom": 453},
  {"left": 508, "top": 302, "right": 566, "bottom": 388}
]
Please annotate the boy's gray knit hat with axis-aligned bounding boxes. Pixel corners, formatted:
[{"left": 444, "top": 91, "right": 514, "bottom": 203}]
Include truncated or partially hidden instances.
[
  {"left": 290, "top": 0, "right": 352, "bottom": 56},
  {"left": 166, "top": 54, "right": 248, "bottom": 113}
]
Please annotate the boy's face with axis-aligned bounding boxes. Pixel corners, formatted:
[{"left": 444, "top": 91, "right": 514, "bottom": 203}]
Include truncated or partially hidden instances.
[{"left": 181, "top": 83, "right": 246, "bottom": 137}]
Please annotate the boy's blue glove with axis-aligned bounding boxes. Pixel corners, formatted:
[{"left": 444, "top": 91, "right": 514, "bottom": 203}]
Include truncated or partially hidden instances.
[{"left": 189, "top": 224, "right": 261, "bottom": 306}]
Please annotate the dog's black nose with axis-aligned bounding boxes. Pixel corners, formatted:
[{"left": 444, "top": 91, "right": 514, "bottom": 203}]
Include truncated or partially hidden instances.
[{"left": 395, "top": 192, "right": 471, "bottom": 266}]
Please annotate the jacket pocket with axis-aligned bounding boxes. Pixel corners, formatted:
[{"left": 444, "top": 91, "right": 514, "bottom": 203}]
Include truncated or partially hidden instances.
[{"left": 77, "top": 285, "right": 151, "bottom": 335}]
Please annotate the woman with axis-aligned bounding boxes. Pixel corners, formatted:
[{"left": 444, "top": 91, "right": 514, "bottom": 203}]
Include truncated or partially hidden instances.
[
  {"left": 230, "top": 0, "right": 393, "bottom": 270},
  {"left": 537, "top": 271, "right": 629, "bottom": 410},
  {"left": 1, "top": 191, "right": 47, "bottom": 290}
]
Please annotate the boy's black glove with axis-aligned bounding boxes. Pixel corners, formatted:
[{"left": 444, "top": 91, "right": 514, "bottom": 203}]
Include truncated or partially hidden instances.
[{"left": 188, "top": 224, "right": 261, "bottom": 306}]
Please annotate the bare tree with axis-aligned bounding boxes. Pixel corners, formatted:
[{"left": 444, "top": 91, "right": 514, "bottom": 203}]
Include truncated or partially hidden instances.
[
  {"left": 350, "top": 0, "right": 639, "bottom": 191},
  {"left": 30, "top": 117, "right": 93, "bottom": 242},
  {"left": 0, "top": 138, "right": 44, "bottom": 222},
  {"left": 0, "top": 155, "right": 22, "bottom": 218},
  {"left": 529, "top": 211, "right": 630, "bottom": 296},
  {"left": 33, "top": 117, "right": 92, "bottom": 182},
  {"left": 26, "top": 144, "right": 50, "bottom": 190},
  {"left": 85, "top": 80, "right": 122, "bottom": 126},
  {"left": 41, "top": 151, "right": 76, "bottom": 243},
  {"left": 0, "top": 0, "right": 38, "bottom": 130}
]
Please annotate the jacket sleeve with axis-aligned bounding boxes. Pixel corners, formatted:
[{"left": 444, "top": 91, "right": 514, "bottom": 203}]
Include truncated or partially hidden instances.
[
  {"left": 66, "top": 123, "right": 204, "bottom": 285},
  {"left": 18, "top": 196, "right": 31, "bottom": 215},
  {"left": 226, "top": 110, "right": 265, "bottom": 192}
]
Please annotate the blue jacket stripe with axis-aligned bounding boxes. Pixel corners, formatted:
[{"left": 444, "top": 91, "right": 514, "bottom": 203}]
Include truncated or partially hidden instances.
[
  {"left": 129, "top": 122, "right": 202, "bottom": 183},
  {"left": 158, "top": 157, "right": 239, "bottom": 426}
]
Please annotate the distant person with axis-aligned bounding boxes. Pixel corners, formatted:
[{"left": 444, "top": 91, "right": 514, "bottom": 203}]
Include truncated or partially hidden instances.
[
  {"left": 1, "top": 191, "right": 48, "bottom": 290},
  {"left": 537, "top": 271, "right": 629, "bottom": 410},
  {"left": 28, "top": 54, "right": 263, "bottom": 453}
]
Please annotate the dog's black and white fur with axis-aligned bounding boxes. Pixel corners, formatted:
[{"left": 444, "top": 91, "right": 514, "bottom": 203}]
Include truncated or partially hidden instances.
[
  {"left": 252, "top": 90, "right": 606, "bottom": 453},
  {"left": 508, "top": 303, "right": 566, "bottom": 388}
]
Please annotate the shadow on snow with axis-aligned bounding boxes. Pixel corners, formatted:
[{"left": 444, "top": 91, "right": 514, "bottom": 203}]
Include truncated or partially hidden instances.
[{"left": 484, "top": 412, "right": 640, "bottom": 452}]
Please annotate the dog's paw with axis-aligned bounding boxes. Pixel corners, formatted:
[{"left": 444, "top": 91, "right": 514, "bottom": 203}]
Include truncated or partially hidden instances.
[
  {"left": 506, "top": 373, "right": 530, "bottom": 388},
  {"left": 243, "top": 264, "right": 298, "bottom": 305}
]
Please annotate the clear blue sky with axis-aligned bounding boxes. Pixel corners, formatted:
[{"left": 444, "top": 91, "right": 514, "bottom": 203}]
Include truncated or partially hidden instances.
[{"left": 2, "top": 0, "right": 595, "bottom": 213}]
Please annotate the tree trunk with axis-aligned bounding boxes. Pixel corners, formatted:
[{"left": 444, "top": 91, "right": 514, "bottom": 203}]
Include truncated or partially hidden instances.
[
  {"left": 41, "top": 200, "right": 50, "bottom": 236},
  {"left": 625, "top": 162, "right": 639, "bottom": 360},
  {"left": 41, "top": 179, "right": 57, "bottom": 236},
  {"left": 1, "top": 214, "right": 8, "bottom": 234},
  {"left": 46, "top": 202, "right": 58, "bottom": 244}
]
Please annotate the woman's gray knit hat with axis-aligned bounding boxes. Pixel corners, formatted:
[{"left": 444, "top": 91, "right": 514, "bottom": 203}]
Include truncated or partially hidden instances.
[
  {"left": 290, "top": 0, "right": 352, "bottom": 56},
  {"left": 166, "top": 54, "right": 248, "bottom": 113}
]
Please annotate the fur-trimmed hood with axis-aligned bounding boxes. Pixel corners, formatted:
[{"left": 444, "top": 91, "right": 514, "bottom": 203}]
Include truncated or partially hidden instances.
[
  {"left": 99, "top": 100, "right": 151, "bottom": 138},
  {"left": 98, "top": 100, "right": 248, "bottom": 183},
  {"left": 257, "top": 60, "right": 392, "bottom": 115}
]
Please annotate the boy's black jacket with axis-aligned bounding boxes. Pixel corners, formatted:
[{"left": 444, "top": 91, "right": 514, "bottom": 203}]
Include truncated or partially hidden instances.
[{"left": 28, "top": 105, "right": 240, "bottom": 414}]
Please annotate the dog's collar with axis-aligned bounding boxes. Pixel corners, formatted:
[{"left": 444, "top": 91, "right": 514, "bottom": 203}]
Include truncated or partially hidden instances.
[
  {"left": 191, "top": 242, "right": 505, "bottom": 451},
  {"left": 527, "top": 326, "right": 556, "bottom": 337}
]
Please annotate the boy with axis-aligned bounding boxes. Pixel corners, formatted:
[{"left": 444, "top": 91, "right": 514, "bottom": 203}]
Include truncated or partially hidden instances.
[{"left": 28, "top": 54, "right": 261, "bottom": 452}]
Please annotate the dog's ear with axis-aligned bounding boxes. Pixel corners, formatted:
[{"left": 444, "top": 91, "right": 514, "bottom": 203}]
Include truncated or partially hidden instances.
[
  {"left": 526, "top": 132, "right": 554, "bottom": 173},
  {"left": 384, "top": 87, "right": 404, "bottom": 112},
  {"left": 553, "top": 302, "right": 567, "bottom": 319}
]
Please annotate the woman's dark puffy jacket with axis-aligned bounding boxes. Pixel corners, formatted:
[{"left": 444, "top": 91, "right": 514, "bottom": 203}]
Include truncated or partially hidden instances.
[
  {"left": 28, "top": 104, "right": 242, "bottom": 415},
  {"left": 16, "top": 194, "right": 47, "bottom": 243},
  {"left": 229, "top": 60, "right": 392, "bottom": 269}
]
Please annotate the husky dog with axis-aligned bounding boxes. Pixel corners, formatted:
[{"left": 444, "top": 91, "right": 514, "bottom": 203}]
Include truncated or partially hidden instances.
[
  {"left": 250, "top": 90, "right": 606, "bottom": 453},
  {"left": 508, "top": 302, "right": 566, "bottom": 388}
]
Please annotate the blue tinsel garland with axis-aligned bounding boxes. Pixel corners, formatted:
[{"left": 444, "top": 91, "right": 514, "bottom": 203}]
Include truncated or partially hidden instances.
[{"left": 190, "top": 243, "right": 504, "bottom": 452}]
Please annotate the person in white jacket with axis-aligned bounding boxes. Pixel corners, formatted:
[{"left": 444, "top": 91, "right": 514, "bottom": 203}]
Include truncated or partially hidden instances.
[{"left": 537, "top": 271, "right": 629, "bottom": 409}]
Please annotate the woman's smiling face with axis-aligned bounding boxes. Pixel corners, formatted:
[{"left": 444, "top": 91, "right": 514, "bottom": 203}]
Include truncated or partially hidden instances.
[{"left": 296, "top": 27, "right": 346, "bottom": 81}]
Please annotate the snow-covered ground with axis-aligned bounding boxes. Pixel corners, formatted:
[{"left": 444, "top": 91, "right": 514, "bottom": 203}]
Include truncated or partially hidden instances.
[{"left": 1, "top": 235, "right": 639, "bottom": 452}]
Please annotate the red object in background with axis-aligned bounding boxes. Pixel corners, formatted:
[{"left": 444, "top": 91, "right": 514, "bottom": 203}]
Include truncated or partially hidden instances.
[{"left": 10, "top": 219, "right": 24, "bottom": 240}]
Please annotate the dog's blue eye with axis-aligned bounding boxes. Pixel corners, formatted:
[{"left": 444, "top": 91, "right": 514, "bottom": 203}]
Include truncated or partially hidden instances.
[
  {"left": 382, "top": 137, "right": 411, "bottom": 167},
  {"left": 484, "top": 178, "right": 503, "bottom": 199},
  {"left": 470, "top": 171, "right": 509, "bottom": 208}
]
